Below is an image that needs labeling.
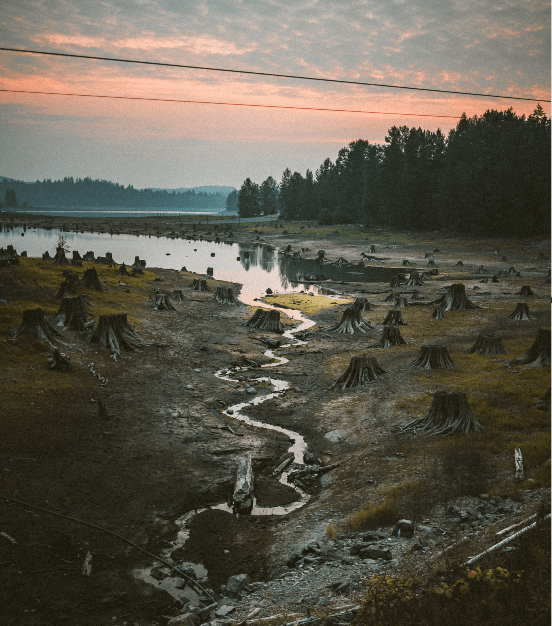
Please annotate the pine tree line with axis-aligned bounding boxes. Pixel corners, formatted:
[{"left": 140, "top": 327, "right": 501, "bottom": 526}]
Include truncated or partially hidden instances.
[{"left": 237, "top": 107, "right": 550, "bottom": 235}]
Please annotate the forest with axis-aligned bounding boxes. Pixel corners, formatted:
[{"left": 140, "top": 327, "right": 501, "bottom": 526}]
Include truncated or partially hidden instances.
[
  {"left": 238, "top": 107, "right": 551, "bottom": 236},
  {"left": 0, "top": 177, "right": 228, "bottom": 210}
]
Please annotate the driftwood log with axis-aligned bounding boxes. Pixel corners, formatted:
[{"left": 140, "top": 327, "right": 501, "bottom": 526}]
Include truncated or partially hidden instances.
[
  {"left": 191, "top": 279, "right": 209, "bottom": 291},
  {"left": 210, "top": 287, "right": 239, "bottom": 305},
  {"left": 514, "top": 447, "right": 524, "bottom": 482},
  {"left": 11, "top": 308, "right": 64, "bottom": 346},
  {"left": 410, "top": 345, "right": 454, "bottom": 369},
  {"left": 505, "top": 302, "right": 536, "bottom": 321},
  {"left": 382, "top": 309, "right": 407, "bottom": 325},
  {"left": 509, "top": 328, "right": 550, "bottom": 366},
  {"left": 233, "top": 454, "right": 254, "bottom": 515},
  {"left": 326, "top": 308, "right": 373, "bottom": 334},
  {"left": 80, "top": 267, "right": 108, "bottom": 291},
  {"left": 430, "top": 306, "right": 446, "bottom": 319},
  {"left": 396, "top": 391, "right": 484, "bottom": 437},
  {"left": 332, "top": 356, "right": 386, "bottom": 389},
  {"left": 56, "top": 295, "right": 92, "bottom": 331},
  {"left": 432, "top": 283, "right": 480, "bottom": 311},
  {"left": 47, "top": 348, "right": 71, "bottom": 371},
  {"left": 85, "top": 313, "right": 156, "bottom": 356},
  {"left": 151, "top": 294, "right": 176, "bottom": 311},
  {"left": 370, "top": 325, "right": 406, "bottom": 348},
  {"left": 466, "top": 334, "right": 507, "bottom": 354}
]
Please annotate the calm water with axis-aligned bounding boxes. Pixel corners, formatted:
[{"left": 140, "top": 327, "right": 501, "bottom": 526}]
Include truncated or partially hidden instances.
[
  {"left": 1, "top": 226, "right": 402, "bottom": 300},
  {"left": 7, "top": 207, "right": 224, "bottom": 218}
]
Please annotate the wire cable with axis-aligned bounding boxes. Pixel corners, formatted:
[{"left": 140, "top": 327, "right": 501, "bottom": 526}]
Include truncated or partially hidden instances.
[
  {"left": 0, "top": 88, "right": 460, "bottom": 118},
  {"left": 1, "top": 46, "right": 549, "bottom": 103}
]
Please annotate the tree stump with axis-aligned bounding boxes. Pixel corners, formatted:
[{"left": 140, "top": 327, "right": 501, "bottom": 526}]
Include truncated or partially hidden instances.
[
  {"left": 42, "top": 251, "right": 51, "bottom": 260},
  {"left": 246, "top": 309, "right": 283, "bottom": 332},
  {"left": 432, "top": 283, "right": 481, "bottom": 311},
  {"left": 11, "top": 308, "right": 64, "bottom": 345},
  {"left": 56, "top": 272, "right": 80, "bottom": 298},
  {"left": 466, "top": 334, "right": 507, "bottom": 354},
  {"left": 402, "top": 259, "right": 410, "bottom": 266},
  {"left": 492, "top": 275, "right": 499, "bottom": 283},
  {"left": 210, "top": 287, "right": 239, "bottom": 305},
  {"left": 405, "top": 270, "right": 425, "bottom": 286},
  {"left": 427, "top": 259, "right": 435, "bottom": 267},
  {"left": 410, "top": 290, "right": 423, "bottom": 300},
  {"left": 394, "top": 295, "right": 409, "bottom": 308},
  {"left": 350, "top": 298, "right": 372, "bottom": 312},
  {"left": 517, "top": 285, "right": 534, "bottom": 296},
  {"left": 172, "top": 289, "right": 185, "bottom": 300},
  {"left": 151, "top": 294, "right": 176, "bottom": 311},
  {"left": 410, "top": 345, "right": 454, "bottom": 369},
  {"left": 370, "top": 245, "right": 376, "bottom": 253},
  {"left": 370, "top": 325, "right": 406, "bottom": 348},
  {"left": 475, "top": 265, "right": 486, "bottom": 274},
  {"left": 233, "top": 454, "right": 254, "bottom": 515},
  {"left": 47, "top": 348, "right": 71, "bottom": 371},
  {"left": 509, "top": 328, "right": 550, "bottom": 366},
  {"left": 72, "top": 251, "right": 82, "bottom": 262},
  {"left": 53, "top": 247, "right": 70, "bottom": 265},
  {"left": 430, "top": 306, "right": 446, "bottom": 319},
  {"left": 191, "top": 279, "right": 209, "bottom": 291},
  {"left": 424, "top": 252, "right": 433, "bottom": 258},
  {"left": 326, "top": 308, "right": 373, "bottom": 334},
  {"left": 505, "top": 302, "right": 536, "bottom": 321},
  {"left": 56, "top": 295, "right": 92, "bottom": 331},
  {"left": 389, "top": 275, "right": 403, "bottom": 287},
  {"left": 83, "top": 251, "right": 95, "bottom": 262},
  {"left": 536, "top": 388, "right": 550, "bottom": 411},
  {"left": 80, "top": 267, "right": 108, "bottom": 291},
  {"left": 456, "top": 261, "right": 463, "bottom": 266},
  {"left": 316, "top": 250, "right": 326, "bottom": 264},
  {"left": 117, "top": 262, "right": 129, "bottom": 276},
  {"left": 332, "top": 356, "right": 386, "bottom": 389},
  {"left": 85, "top": 313, "right": 154, "bottom": 355},
  {"left": 383, "top": 292, "right": 396, "bottom": 302},
  {"left": 396, "top": 391, "right": 484, "bottom": 436},
  {"left": 131, "top": 266, "right": 144, "bottom": 276},
  {"left": 382, "top": 309, "right": 407, "bottom": 325}
]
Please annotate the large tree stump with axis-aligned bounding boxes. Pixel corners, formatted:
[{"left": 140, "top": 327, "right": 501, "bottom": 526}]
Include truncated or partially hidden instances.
[
  {"left": 326, "top": 308, "right": 373, "bottom": 334},
  {"left": 517, "top": 285, "right": 535, "bottom": 296},
  {"left": 536, "top": 388, "right": 550, "bottom": 411},
  {"left": 432, "top": 283, "right": 481, "bottom": 311},
  {"left": 427, "top": 259, "right": 436, "bottom": 267},
  {"left": 410, "top": 345, "right": 454, "bottom": 369},
  {"left": 151, "top": 294, "right": 176, "bottom": 311},
  {"left": 246, "top": 309, "right": 284, "bottom": 333},
  {"left": 53, "top": 247, "right": 70, "bottom": 265},
  {"left": 370, "top": 325, "right": 406, "bottom": 348},
  {"left": 405, "top": 270, "right": 425, "bottom": 286},
  {"left": 350, "top": 298, "right": 373, "bottom": 312},
  {"left": 509, "top": 328, "right": 551, "bottom": 366},
  {"left": 47, "top": 348, "right": 71, "bottom": 371},
  {"left": 245, "top": 308, "right": 265, "bottom": 327},
  {"left": 430, "top": 306, "right": 446, "bottom": 319},
  {"left": 117, "top": 262, "right": 130, "bottom": 276},
  {"left": 396, "top": 391, "right": 484, "bottom": 436},
  {"left": 80, "top": 267, "right": 108, "bottom": 291},
  {"left": 210, "top": 287, "right": 239, "bottom": 305},
  {"left": 172, "top": 289, "right": 185, "bottom": 300},
  {"left": 505, "top": 302, "right": 536, "bottom": 321},
  {"left": 389, "top": 275, "right": 403, "bottom": 287},
  {"left": 466, "top": 334, "right": 507, "bottom": 354},
  {"left": 233, "top": 454, "right": 254, "bottom": 515},
  {"left": 475, "top": 265, "right": 486, "bottom": 274},
  {"left": 10, "top": 308, "right": 64, "bottom": 346},
  {"left": 382, "top": 309, "right": 407, "bottom": 325},
  {"left": 56, "top": 272, "right": 80, "bottom": 298},
  {"left": 82, "top": 251, "right": 95, "bottom": 262},
  {"left": 332, "top": 356, "right": 386, "bottom": 389},
  {"left": 383, "top": 292, "right": 396, "bottom": 302},
  {"left": 191, "top": 278, "right": 209, "bottom": 291},
  {"left": 316, "top": 250, "right": 326, "bottom": 264},
  {"left": 42, "top": 251, "right": 52, "bottom": 260},
  {"left": 402, "top": 259, "right": 410, "bottom": 266},
  {"left": 56, "top": 295, "right": 92, "bottom": 331},
  {"left": 85, "top": 313, "right": 155, "bottom": 355},
  {"left": 72, "top": 251, "right": 82, "bottom": 262},
  {"left": 131, "top": 266, "right": 144, "bottom": 276},
  {"left": 394, "top": 295, "right": 409, "bottom": 308},
  {"left": 410, "top": 290, "right": 423, "bottom": 300}
]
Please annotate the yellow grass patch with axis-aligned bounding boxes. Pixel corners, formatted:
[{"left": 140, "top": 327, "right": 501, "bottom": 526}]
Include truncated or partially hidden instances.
[{"left": 263, "top": 293, "right": 352, "bottom": 316}]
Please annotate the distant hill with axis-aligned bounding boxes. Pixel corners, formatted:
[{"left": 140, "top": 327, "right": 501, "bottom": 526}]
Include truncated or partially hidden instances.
[{"left": 150, "top": 186, "right": 236, "bottom": 195}]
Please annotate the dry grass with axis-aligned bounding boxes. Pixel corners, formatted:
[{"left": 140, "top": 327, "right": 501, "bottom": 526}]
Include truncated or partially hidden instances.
[{"left": 263, "top": 293, "right": 352, "bottom": 316}]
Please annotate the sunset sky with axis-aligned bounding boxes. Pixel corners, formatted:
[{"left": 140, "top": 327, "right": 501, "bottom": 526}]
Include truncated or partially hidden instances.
[{"left": 1, "top": 0, "right": 550, "bottom": 190}]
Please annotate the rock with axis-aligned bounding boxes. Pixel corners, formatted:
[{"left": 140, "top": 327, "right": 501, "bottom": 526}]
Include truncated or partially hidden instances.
[
  {"left": 392, "top": 519, "right": 414, "bottom": 538},
  {"left": 362, "top": 531, "right": 386, "bottom": 542},
  {"left": 245, "top": 387, "right": 256, "bottom": 394},
  {"left": 215, "top": 605, "right": 236, "bottom": 617},
  {"left": 244, "top": 582, "right": 265, "bottom": 593},
  {"left": 150, "top": 565, "right": 169, "bottom": 580},
  {"left": 167, "top": 614, "right": 200, "bottom": 626},
  {"left": 301, "top": 540, "right": 321, "bottom": 555},
  {"left": 224, "top": 574, "right": 248, "bottom": 598},
  {"left": 270, "top": 566, "right": 290, "bottom": 580},
  {"left": 358, "top": 545, "right": 393, "bottom": 560}
]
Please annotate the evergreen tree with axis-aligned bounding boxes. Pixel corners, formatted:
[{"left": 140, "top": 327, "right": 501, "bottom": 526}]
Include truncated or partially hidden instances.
[
  {"left": 259, "top": 176, "right": 279, "bottom": 215},
  {"left": 237, "top": 178, "right": 260, "bottom": 217},
  {"left": 225, "top": 189, "right": 239, "bottom": 212},
  {"left": 4, "top": 188, "right": 18, "bottom": 208}
]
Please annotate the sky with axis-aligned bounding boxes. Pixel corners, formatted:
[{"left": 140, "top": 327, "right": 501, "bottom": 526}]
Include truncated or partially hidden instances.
[{"left": 0, "top": 0, "right": 550, "bottom": 190}]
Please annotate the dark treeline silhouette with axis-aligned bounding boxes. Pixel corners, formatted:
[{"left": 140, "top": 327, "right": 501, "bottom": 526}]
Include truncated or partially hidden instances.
[
  {"left": 0, "top": 177, "right": 228, "bottom": 210},
  {"left": 238, "top": 107, "right": 550, "bottom": 236}
]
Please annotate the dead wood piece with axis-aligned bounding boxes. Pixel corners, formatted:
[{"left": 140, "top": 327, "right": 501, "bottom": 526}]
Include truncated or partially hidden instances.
[
  {"left": 245, "top": 308, "right": 265, "bottom": 327},
  {"left": 233, "top": 454, "right": 254, "bottom": 515},
  {"left": 172, "top": 289, "right": 185, "bottom": 300},
  {"left": 53, "top": 247, "right": 70, "bottom": 265},
  {"left": 117, "top": 262, "right": 130, "bottom": 276},
  {"left": 191, "top": 278, "right": 209, "bottom": 291},
  {"left": 332, "top": 356, "right": 386, "bottom": 389},
  {"left": 410, "top": 345, "right": 454, "bottom": 369},
  {"left": 56, "top": 295, "right": 92, "bottom": 331},
  {"left": 405, "top": 270, "right": 425, "bottom": 286},
  {"left": 370, "top": 325, "right": 406, "bottom": 348},
  {"left": 11, "top": 308, "right": 65, "bottom": 346},
  {"left": 47, "top": 348, "right": 71, "bottom": 371},
  {"left": 85, "top": 313, "right": 157, "bottom": 355},
  {"left": 466, "top": 334, "right": 507, "bottom": 355},
  {"left": 326, "top": 308, "right": 373, "bottom": 334},
  {"left": 396, "top": 391, "right": 484, "bottom": 437},
  {"left": 151, "top": 294, "right": 176, "bottom": 311},
  {"left": 316, "top": 250, "right": 326, "bottom": 263},
  {"left": 431, "top": 283, "right": 481, "bottom": 311},
  {"left": 536, "top": 388, "right": 550, "bottom": 411},
  {"left": 410, "top": 290, "right": 423, "bottom": 300},
  {"left": 394, "top": 295, "right": 409, "bottom": 308},
  {"left": 514, "top": 447, "right": 524, "bottom": 482},
  {"left": 517, "top": 285, "right": 535, "bottom": 296},
  {"left": 430, "top": 306, "right": 446, "bottom": 319},
  {"left": 209, "top": 287, "right": 239, "bottom": 305},
  {"left": 382, "top": 309, "right": 407, "bottom": 325},
  {"left": 350, "top": 298, "right": 372, "bottom": 312},
  {"left": 505, "top": 302, "right": 536, "bottom": 321},
  {"left": 80, "top": 267, "right": 108, "bottom": 291},
  {"left": 509, "top": 328, "right": 550, "bottom": 366}
]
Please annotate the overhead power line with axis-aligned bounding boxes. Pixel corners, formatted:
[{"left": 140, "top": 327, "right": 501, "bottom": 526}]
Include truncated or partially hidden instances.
[
  {"left": 1, "top": 46, "right": 549, "bottom": 103},
  {"left": 0, "top": 88, "right": 460, "bottom": 118}
]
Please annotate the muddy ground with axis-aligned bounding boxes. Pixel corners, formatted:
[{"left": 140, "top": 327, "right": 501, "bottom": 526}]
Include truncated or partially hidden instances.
[{"left": 0, "top": 214, "right": 550, "bottom": 626}]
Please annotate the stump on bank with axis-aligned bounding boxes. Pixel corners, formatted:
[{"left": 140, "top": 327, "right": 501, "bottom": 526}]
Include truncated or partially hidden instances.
[
  {"left": 85, "top": 313, "right": 153, "bottom": 355},
  {"left": 332, "top": 356, "right": 386, "bottom": 389},
  {"left": 505, "top": 303, "right": 536, "bottom": 321},
  {"left": 509, "top": 328, "right": 550, "bottom": 366},
  {"left": 466, "top": 334, "right": 507, "bottom": 354},
  {"left": 191, "top": 279, "right": 209, "bottom": 291},
  {"left": 382, "top": 309, "right": 407, "bottom": 325},
  {"left": 410, "top": 345, "right": 454, "bottom": 369},
  {"left": 430, "top": 306, "right": 446, "bottom": 319},
  {"left": 11, "top": 308, "right": 64, "bottom": 346},
  {"left": 432, "top": 283, "right": 480, "bottom": 311},
  {"left": 370, "top": 325, "right": 406, "bottom": 348},
  {"left": 210, "top": 287, "right": 239, "bottom": 305},
  {"left": 80, "top": 267, "right": 108, "bottom": 291},
  {"left": 151, "top": 294, "right": 176, "bottom": 311},
  {"left": 327, "top": 308, "right": 373, "bottom": 334}
]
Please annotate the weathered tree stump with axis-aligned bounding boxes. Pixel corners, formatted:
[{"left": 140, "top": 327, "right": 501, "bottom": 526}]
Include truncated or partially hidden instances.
[
  {"left": 316, "top": 250, "right": 326, "bottom": 264},
  {"left": 42, "top": 251, "right": 52, "bottom": 260},
  {"left": 151, "top": 294, "right": 176, "bottom": 311},
  {"left": 430, "top": 306, "right": 446, "bottom": 319},
  {"left": 517, "top": 285, "right": 534, "bottom": 296},
  {"left": 85, "top": 313, "right": 155, "bottom": 355},
  {"left": 410, "top": 290, "right": 423, "bottom": 300},
  {"left": 191, "top": 278, "right": 209, "bottom": 291},
  {"left": 383, "top": 292, "right": 396, "bottom": 302},
  {"left": 382, "top": 309, "right": 407, "bottom": 325},
  {"left": 56, "top": 272, "right": 80, "bottom": 298},
  {"left": 424, "top": 252, "right": 433, "bottom": 258},
  {"left": 370, "top": 325, "right": 406, "bottom": 348},
  {"left": 47, "top": 348, "right": 71, "bottom": 371},
  {"left": 396, "top": 391, "right": 484, "bottom": 436},
  {"left": 492, "top": 275, "right": 499, "bottom": 283},
  {"left": 245, "top": 309, "right": 284, "bottom": 333},
  {"left": 332, "top": 356, "right": 386, "bottom": 389},
  {"left": 56, "top": 295, "right": 92, "bottom": 331},
  {"left": 172, "top": 289, "right": 185, "bottom": 300},
  {"left": 475, "top": 265, "right": 486, "bottom": 274},
  {"left": 131, "top": 266, "right": 144, "bottom": 276},
  {"left": 389, "top": 275, "right": 403, "bottom": 288},
  {"left": 233, "top": 454, "right": 254, "bottom": 515},
  {"left": 466, "top": 334, "right": 507, "bottom": 354},
  {"left": 80, "top": 267, "right": 108, "bottom": 291},
  {"left": 402, "top": 259, "right": 410, "bottom": 266},
  {"left": 53, "top": 247, "right": 70, "bottom": 265},
  {"left": 394, "top": 295, "right": 409, "bottom": 308},
  {"left": 117, "top": 262, "right": 129, "bottom": 276},
  {"left": 72, "top": 251, "right": 82, "bottom": 262},
  {"left": 431, "top": 283, "right": 481, "bottom": 311},
  {"left": 427, "top": 259, "right": 435, "bottom": 267},
  {"left": 370, "top": 245, "right": 376, "bottom": 253},
  {"left": 210, "top": 287, "right": 239, "bottom": 305},
  {"left": 456, "top": 261, "right": 463, "bottom": 267},
  {"left": 350, "top": 298, "right": 373, "bottom": 312},
  {"left": 82, "top": 251, "right": 95, "bottom": 262},
  {"left": 509, "top": 328, "right": 550, "bottom": 366},
  {"left": 405, "top": 270, "right": 424, "bottom": 286},
  {"left": 410, "top": 345, "right": 454, "bottom": 369},
  {"left": 505, "top": 302, "right": 536, "bottom": 321},
  {"left": 245, "top": 308, "right": 264, "bottom": 327},
  {"left": 536, "top": 388, "right": 550, "bottom": 411},
  {"left": 11, "top": 308, "right": 64, "bottom": 345},
  {"left": 326, "top": 308, "right": 373, "bottom": 334},
  {"left": 479, "top": 278, "right": 489, "bottom": 283}
]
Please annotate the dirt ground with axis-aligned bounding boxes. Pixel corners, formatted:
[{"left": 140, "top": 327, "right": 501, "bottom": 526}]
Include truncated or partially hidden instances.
[{"left": 0, "top": 214, "right": 550, "bottom": 626}]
